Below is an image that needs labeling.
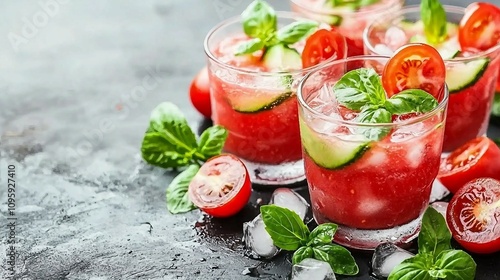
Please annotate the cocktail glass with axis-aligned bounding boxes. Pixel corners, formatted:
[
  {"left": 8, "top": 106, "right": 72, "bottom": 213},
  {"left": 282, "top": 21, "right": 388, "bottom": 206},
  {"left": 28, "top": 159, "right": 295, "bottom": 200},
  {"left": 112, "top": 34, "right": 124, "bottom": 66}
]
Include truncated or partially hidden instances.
[
  {"left": 363, "top": 5, "right": 500, "bottom": 152},
  {"left": 297, "top": 56, "right": 449, "bottom": 249},
  {"left": 205, "top": 12, "right": 346, "bottom": 186},
  {"left": 290, "top": 0, "right": 404, "bottom": 57}
]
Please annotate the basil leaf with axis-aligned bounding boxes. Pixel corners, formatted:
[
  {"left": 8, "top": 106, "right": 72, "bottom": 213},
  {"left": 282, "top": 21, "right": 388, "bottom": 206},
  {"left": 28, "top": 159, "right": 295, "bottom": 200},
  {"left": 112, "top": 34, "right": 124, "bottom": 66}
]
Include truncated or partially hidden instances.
[
  {"left": 420, "top": 0, "right": 447, "bottom": 44},
  {"left": 141, "top": 102, "right": 199, "bottom": 167},
  {"left": 166, "top": 165, "right": 199, "bottom": 214},
  {"left": 312, "top": 244, "right": 359, "bottom": 275},
  {"left": 292, "top": 246, "right": 314, "bottom": 265},
  {"left": 433, "top": 250, "right": 476, "bottom": 280},
  {"left": 261, "top": 205, "right": 310, "bottom": 251},
  {"left": 358, "top": 0, "right": 380, "bottom": 7},
  {"left": 355, "top": 106, "right": 392, "bottom": 140},
  {"left": 276, "top": 21, "right": 318, "bottom": 45},
  {"left": 241, "top": 0, "right": 277, "bottom": 39},
  {"left": 418, "top": 207, "right": 451, "bottom": 261},
  {"left": 307, "top": 223, "right": 337, "bottom": 246},
  {"left": 388, "top": 254, "right": 434, "bottom": 280},
  {"left": 235, "top": 38, "right": 265, "bottom": 56},
  {"left": 492, "top": 93, "right": 500, "bottom": 116},
  {"left": 333, "top": 68, "right": 386, "bottom": 110},
  {"left": 494, "top": 138, "right": 500, "bottom": 147},
  {"left": 385, "top": 89, "right": 439, "bottom": 115},
  {"left": 196, "top": 125, "right": 228, "bottom": 161},
  {"left": 141, "top": 132, "right": 195, "bottom": 168}
]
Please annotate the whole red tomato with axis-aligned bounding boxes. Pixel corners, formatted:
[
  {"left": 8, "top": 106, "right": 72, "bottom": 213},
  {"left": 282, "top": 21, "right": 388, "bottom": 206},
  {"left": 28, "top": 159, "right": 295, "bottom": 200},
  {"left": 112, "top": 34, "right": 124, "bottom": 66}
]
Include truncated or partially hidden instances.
[{"left": 189, "top": 67, "right": 212, "bottom": 119}]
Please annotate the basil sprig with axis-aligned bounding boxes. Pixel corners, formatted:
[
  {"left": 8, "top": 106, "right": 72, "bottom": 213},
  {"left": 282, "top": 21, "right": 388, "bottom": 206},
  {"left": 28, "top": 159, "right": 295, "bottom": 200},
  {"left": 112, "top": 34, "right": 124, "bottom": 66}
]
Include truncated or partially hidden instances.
[
  {"left": 388, "top": 207, "right": 477, "bottom": 280},
  {"left": 325, "top": 0, "right": 380, "bottom": 10},
  {"left": 421, "top": 0, "right": 447, "bottom": 44},
  {"left": 141, "top": 102, "right": 228, "bottom": 214},
  {"left": 333, "top": 68, "right": 439, "bottom": 140},
  {"left": 236, "top": 0, "right": 318, "bottom": 55},
  {"left": 261, "top": 205, "right": 359, "bottom": 275}
]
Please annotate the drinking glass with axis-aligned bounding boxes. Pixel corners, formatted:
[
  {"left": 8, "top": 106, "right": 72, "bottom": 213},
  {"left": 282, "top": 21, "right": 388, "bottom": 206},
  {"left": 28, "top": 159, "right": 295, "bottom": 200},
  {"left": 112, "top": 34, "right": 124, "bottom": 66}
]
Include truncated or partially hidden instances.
[{"left": 297, "top": 56, "right": 449, "bottom": 249}]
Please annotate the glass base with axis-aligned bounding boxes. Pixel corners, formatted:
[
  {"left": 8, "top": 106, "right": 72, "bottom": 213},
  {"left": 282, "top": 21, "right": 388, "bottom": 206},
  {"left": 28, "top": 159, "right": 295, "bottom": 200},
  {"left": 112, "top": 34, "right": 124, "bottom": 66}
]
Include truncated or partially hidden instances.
[
  {"left": 241, "top": 158, "right": 305, "bottom": 187},
  {"left": 316, "top": 214, "right": 422, "bottom": 250}
]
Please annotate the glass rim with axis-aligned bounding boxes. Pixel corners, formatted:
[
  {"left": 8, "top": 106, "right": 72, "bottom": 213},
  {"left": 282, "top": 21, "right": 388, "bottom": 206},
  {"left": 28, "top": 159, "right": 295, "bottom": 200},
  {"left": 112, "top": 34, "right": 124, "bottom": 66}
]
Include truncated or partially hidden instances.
[
  {"left": 203, "top": 11, "right": 348, "bottom": 77},
  {"left": 362, "top": 5, "right": 500, "bottom": 62},
  {"left": 290, "top": 0, "right": 404, "bottom": 17},
  {"left": 297, "top": 55, "right": 450, "bottom": 127}
]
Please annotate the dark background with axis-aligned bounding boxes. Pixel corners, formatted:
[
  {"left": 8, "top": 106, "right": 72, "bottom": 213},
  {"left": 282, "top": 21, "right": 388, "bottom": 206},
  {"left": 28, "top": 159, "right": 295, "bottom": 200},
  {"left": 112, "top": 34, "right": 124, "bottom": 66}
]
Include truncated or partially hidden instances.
[{"left": 0, "top": 0, "right": 499, "bottom": 279}]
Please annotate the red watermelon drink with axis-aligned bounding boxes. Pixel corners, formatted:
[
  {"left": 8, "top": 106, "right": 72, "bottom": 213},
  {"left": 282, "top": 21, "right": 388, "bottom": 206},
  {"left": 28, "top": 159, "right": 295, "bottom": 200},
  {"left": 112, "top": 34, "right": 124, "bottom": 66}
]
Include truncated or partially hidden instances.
[
  {"left": 298, "top": 48, "right": 448, "bottom": 249},
  {"left": 290, "top": 0, "right": 403, "bottom": 57},
  {"left": 363, "top": 2, "right": 500, "bottom": 152},
  {"left": 205, "top": 1, "right": 347, "bottom": 185}
]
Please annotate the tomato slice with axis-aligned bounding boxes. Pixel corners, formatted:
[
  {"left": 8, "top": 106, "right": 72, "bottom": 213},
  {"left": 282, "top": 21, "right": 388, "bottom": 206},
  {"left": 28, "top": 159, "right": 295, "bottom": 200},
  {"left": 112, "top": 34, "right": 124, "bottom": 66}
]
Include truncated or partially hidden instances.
[
  {"left": 302, "top": 29, "right": 347, "bottom": 68},
  {"left": 189, "top": 67, "right": 212, "bottom": 119},
  {"left": 382, "top": 43, "right": 446, "bottom": 99},
  {"left": 188, "top": 154, "right": 251, "bottom": 218},
  {"left": 446, "top": 178, "right": 500, "bottom": 254},
  {"left": 458, "top": 2, "right": 500, "bottom": 51},
  {"left": 438, "top": 137, "right": 500, "bottom": 194}
]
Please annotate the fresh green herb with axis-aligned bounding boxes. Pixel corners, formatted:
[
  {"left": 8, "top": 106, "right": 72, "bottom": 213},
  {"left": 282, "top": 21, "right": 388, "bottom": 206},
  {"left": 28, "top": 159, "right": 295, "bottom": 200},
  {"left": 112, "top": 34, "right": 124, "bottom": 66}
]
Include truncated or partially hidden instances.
[
  {"left": 261, "top": 205, "right": 358, "bottom": 276},
  {"left": 420, "top": 0, "right": 447, "bottom": 44},
  {"left": 332, "top": 69, "right": 439, "bottom": 141},
  {"left": 166, "top": 165, "right": 199, "bottom": 214},
  {"left": 492, "top": 93, "right": 500, "bottom": 116},
  {"left": 325, "top": 0, "right": 380, "bottom": 10},
  {"left": 494, "top": 138, "right": 500, "bottom": 147},
  {"left": 140, "top": 102, "right": 228, "bottom": 214},
  {"left": 236, "top": 0, "right": 318, "bottom": 55},
  {"left": 388, "top": 207, "right": 476, "bottom": 280},
  {"left": 141, "top": 102, "right": 228, "bottom": 168},
  {"left": 384, "top": 89, "right": 439, "bottom": 115}
]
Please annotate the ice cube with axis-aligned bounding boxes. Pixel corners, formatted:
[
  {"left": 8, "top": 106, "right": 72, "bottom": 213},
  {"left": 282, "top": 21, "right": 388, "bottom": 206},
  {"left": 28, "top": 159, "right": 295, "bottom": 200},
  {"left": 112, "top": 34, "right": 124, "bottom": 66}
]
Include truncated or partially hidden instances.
[
  {"left": 407, "top": 141, "right": 425, "bottom": 168},
  {"left": 292, "top": 258, "right": 336, "bottom": 280},
  {"left": 372, "top": 243, "right": 415, "bottom": 278},
  {"left": 384, "top": 26, "right": 407, "bottom": 50},
  {"left": 430, "top": 201, "right": 449, "bottom": 218},
  {"left": 429, "top": 179, "right": 450, "bottom": 203},
  {"left": 243, "top": 214, "right": 279, "bottom": 259},
  {"left": 374, "top": 44, "right": 394, "bottom": 55},
  {"left": 270, "top": 188, "right": 309, "bottom": 220}
]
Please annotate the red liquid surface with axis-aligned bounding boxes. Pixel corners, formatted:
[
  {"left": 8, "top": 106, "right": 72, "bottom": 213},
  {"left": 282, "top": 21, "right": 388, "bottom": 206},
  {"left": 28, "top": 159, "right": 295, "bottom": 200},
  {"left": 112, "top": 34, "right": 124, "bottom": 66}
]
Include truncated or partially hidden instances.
[
  {"left": 304, "top": 118, "right": 445, "bottom": 229},
  {"left": 209, "top": 36, "right": 302, "bottom": 164}
]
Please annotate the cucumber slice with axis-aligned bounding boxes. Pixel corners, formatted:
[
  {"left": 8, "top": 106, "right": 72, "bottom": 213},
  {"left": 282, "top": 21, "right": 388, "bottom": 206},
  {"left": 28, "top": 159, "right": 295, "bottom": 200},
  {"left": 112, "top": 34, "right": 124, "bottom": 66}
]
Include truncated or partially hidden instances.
[
  {"left": 229, "top": 91, "right": 293, "bottom": 113},
  {"left": 446, "top": 58, "right": 490, "bottom": 93},
  {"left": 409, "top": 35, "right": 460, "bottom": 59},
  {"left": 262, "top": 44, "right": 302, "bottom": 71},
  {"left": 299, "top": 119, "right": 371, "bottom": 169}
]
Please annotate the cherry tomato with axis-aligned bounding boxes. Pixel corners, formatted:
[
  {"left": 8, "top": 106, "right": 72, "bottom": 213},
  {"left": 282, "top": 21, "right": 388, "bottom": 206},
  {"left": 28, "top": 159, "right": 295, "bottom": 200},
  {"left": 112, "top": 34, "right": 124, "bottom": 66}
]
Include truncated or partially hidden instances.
[
  {"left": 438, "top": 137, "right": 500, "bottom": 194},
  {"left": 188, "top": 154, "right": 251, "bottom": 218},
  {"left": 189, "top": 67, "right": 212, "bottom": 119},
  {"left": 446, "top": 178, "right": 500, "bottom": 254},
  {"left": 458, "top": 2, "right": 500, "bottom": 51},
  {"left": 382, "top": 43, "right": 446, "bottom": 99},
  {"left": 302, "top": 29, "right": 347, "bottom": 68}
]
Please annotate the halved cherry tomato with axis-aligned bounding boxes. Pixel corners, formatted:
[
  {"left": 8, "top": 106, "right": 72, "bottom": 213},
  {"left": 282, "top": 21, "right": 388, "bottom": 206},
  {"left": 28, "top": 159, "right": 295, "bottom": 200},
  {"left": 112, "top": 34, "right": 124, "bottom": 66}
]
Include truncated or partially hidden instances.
[
  {"left": 458, "top": 2, "right": 500, "bottom": 51},
  {"left": 188, "top": 154, "right": 251, "bottom": 218},
  {"left": 302, "top": 29, "right": 347, "bottom": 68},
  {"left": 446, "top": 178, "right": 500, "bottom": 254},
  {"left": 438, "top": 137, "right": 500, "bottom": 194},
  {"left": 382, "top": 43, "right": 446, "bottom": 99},
  {"left": 189, "top": 67, "right": 212, "bottom": 119}
]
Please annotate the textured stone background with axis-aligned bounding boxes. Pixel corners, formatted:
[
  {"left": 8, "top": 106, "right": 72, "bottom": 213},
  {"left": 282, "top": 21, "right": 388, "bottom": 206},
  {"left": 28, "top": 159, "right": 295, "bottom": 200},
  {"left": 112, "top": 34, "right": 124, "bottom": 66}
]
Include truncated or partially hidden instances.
[{"left": 0, "top": 0, "right": 499, "bottom": 279}]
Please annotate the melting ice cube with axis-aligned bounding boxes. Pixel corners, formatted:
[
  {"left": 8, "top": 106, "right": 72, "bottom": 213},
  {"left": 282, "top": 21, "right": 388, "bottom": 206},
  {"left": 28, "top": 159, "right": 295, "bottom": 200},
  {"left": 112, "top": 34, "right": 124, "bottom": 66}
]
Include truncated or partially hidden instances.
[
  {"left": 429, "top": 179, "right": 450, "bottom": 203},
  {"left": 292, "top": 258, "right": 336, "bottom": 280},
  {"left": 243, "top": 214, "right": 279, "bottom": 259},
  {"left": 430, "top": 201, "right": 449, "bottom": 218},
  {"left": 270, "top": 188, "right": 309, "bottom": 221},
  {"left": 372, "top": 243, "right": 415, "bottom": 278},
  {"left": 384, "top": 26, "right": 407, "bottom": 50},
  {"left": 374, "top": 44, "right": 394, "bottom": 55}
]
